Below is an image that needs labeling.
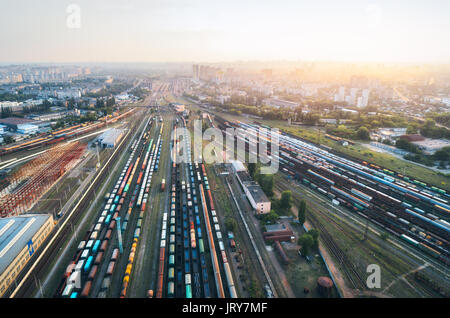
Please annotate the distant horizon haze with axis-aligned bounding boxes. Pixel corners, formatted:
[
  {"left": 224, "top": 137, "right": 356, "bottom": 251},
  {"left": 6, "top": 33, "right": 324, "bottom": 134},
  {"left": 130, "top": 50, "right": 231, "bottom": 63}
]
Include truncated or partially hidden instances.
[{"left": 0, "top": 0, "right": 449, "bottom": 64}]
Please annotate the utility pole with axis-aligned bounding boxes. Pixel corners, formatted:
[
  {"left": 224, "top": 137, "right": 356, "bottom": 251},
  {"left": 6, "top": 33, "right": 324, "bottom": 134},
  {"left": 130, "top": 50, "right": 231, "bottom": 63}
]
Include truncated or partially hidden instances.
[
  {"left": 362, "top": 218, "right": 369, "bottom": 241},
  {"left": 95, "top": 144, "right": 100, "bottom": 170}
]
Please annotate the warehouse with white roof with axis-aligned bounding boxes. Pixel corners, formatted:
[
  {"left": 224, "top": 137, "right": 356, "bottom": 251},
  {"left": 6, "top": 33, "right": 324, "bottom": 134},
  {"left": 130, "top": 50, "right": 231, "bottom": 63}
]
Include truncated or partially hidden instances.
[
  {"left": 97, "top": 128, "right": 124, "bottom": 148},
  {"left": 0, "top": 214, "right": 54, "bottom": 297}
]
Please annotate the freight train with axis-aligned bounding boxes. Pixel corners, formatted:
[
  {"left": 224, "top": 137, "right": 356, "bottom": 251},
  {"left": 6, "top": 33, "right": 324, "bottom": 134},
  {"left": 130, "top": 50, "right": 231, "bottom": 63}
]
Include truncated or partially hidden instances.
[
  {"left": 220, "top": 120, "right": 449, "bottom": 264},
  {"left": 0, "top": 108, "right": 136, "bottom": 156},
  {"left": 58, "top": 113, "right": 150, "bottom": 298}
]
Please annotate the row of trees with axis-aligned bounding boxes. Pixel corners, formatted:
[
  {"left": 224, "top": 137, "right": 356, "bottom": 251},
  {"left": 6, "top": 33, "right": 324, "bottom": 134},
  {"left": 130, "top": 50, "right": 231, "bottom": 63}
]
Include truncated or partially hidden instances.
[
  {"left": 86, "top": 82, "right": 133, "bottom": 98},
  {"left": 95, "top": 97, "right": 116, "bottom": 109},
  {"left": 427, "top": 112, "right": 450, "bottom": 128},
  {"left": 0, "top": 92, "right": 33, "bottom": 102},
  {"left": 325, "top": 124, "right": 371, "bottom": 140},
  {"left": 0, "top": 106, "right": 13, "bottom": 118},
  {"left": 420, "top": 119, "right": 450, "bottom": 139}
]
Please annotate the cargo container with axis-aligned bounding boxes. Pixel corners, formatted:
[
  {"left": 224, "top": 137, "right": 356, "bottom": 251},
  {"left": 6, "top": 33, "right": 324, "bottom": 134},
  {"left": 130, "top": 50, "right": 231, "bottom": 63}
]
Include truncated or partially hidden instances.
[
  {"left": 104, "top": 229, "right": 112, "bottom": 240},
  {"left": 75, "top": 259, "right": 85, "bottom": 272},
  {"left": 106, "top": 261, "right": 116, "bottom": 276},
  {"left": 92, "top": 240, "right": 101, "bottom": 254},
  {"left": 94, "top": 252, "right": 103, "bottom": 265},
  {"left": 83, "top": 256, "right": 94, "bottom": 273},
  {"left": 100, "top": 240, "right": 108, "bottom": 252},
  {"left": 186, "top": 285, "right": 192, "bottom": 298},
  {"left": 80, "top": 281, "right": 92, "bottom": 297},
  {"left": 80, "top": 249, "right": 89, "bottom": 260},
  {"left": 77, "top": 241, "right": 86, "bottom": 250},
  {"left": 88, "top": 265, "right": 98, "bottom": 281},
  {"left": 62, "top": 284, "right": 74, "bottom": 297},
  {"left": 167, "top": 282, "right": 174, "bottom": 297}
]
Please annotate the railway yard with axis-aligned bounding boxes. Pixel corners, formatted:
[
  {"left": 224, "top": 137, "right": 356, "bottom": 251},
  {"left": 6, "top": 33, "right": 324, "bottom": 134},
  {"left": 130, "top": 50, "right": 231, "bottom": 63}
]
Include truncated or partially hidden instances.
[{"left": 0, "top": 95, "right": 449, "bottom": 299}]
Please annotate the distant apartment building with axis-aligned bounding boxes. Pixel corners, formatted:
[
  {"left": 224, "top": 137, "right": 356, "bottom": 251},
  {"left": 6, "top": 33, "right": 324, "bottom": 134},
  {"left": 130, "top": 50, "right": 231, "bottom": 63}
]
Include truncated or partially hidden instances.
[
  {"left": 0, "top": 101, "right": 21, "bottom": 109},
  {"left": 216, "top": 95, "right": 230, "bottom": 105},
  {"left": 350, "top": 87, "right": 358, "bottom": 105},
  {"left": 334, "top": 86, "right": 346, "bottom": 102},
  {"left": 56, "top": 89, "right": 81, "bottom": 99},
  {"left": 360, "top": 89, "right": 370, "bottom": 107},
  {"left": 441, "top": 97, "right": 450, "bottom": 107},
  {"left": 192, "top": 64, "right": 200, "bottom": 80},
  {"left": 194, "top": 65, "right": 222, "bottom": 82}
]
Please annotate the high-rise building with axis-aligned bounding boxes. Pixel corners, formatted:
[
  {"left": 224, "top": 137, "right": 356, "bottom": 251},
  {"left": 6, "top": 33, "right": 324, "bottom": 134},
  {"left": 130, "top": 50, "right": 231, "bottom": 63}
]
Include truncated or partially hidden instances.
[
  {"left": 350, "top": 87, "right": 358, "bottom": 105},
  {"left": 192, "top": 64, "right": 199, "bottom": 80},
  {"left": 357, "top": 96, "right": 363, "bottom": 108},
  {"left": 361, "top": 89, "right": 370, "bottom": 107},
  {"left": 334, "top": 86, "right": 345, "bottom": 102}
]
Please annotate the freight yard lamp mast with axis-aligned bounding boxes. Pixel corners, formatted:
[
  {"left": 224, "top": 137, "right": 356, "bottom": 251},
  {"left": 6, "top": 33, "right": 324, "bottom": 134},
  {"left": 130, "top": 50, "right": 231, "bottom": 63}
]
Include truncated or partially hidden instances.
[{"left": 362, "top": 218, "right": 369, "bottom": 241}]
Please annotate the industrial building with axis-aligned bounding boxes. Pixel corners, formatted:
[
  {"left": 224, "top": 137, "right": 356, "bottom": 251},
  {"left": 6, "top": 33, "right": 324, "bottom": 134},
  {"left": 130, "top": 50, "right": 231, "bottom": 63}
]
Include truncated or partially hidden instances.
[
  {"left": 262, "top": 98, "right": 300, "bottom": 109},
  {"left": 173, "top": 103, "right": 185, "bottom": 113},
  {"left": 97, "top": 128, "right": 123, "bottom": 148},
  {"left": 244, "top": 183, "right": 271, "bottom": 214},
  {"left": 373, "top": 127, "right": 407, "bottom": 142},
  {"left": 0, "top": 214, "right": 54, "bottom": 297},
  {"left": 411, "top": 138, "right": 450, "bottom": 155},
  {"left": 231, "top": 160, "right": 271, "bottom": 214},
  {"left": 16, "top": 124, "right": 39, "bottom": 135},
  {"left": 0, "top": 117, "right": 39, "bottom": 131},
  {"left": 232, "top": 162, "right": 271, "bottom": 214}
]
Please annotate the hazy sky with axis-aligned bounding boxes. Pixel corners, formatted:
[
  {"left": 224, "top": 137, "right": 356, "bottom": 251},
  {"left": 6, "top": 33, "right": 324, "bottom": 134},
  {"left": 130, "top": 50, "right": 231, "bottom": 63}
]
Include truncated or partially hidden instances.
[{"left": 0, "top": 0, "right": 449, "bottom": 63}]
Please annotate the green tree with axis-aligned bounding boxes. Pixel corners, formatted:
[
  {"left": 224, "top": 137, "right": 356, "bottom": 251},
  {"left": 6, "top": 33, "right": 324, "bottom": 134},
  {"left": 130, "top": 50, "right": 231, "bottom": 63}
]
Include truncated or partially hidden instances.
[
  {"left": 406, "top": 125, "right": 418, "bottom": 134},
  {"left": 96, "top": 98, "right": 105, "bottom": 109},
  {"left": 279, "top": 190, "right": 292, "bottom": 212},
  {"left": 42, "top": 99, "right": 52, "bottom": 111},
  {"left": 257, "top": 173, "right": 274, "bottom": 197},
  {"left": 380, "top": 233, "right": 389, "bottom": 241},
  {"left": 298, "top": 234, "right": 314, "bottom": 256},
  {"left": 1, "top": 106, "right": 12, "bottom": 118},
  {"left": 3, "top": 135, "right": 14, "bottom": 144},
  {"left": 308, "top": 229, "right": 319, "bottom": 247},
  {"left": 298, "top": 200, "right": 307, "bottom": 224},
  {"left": 225, "top": 217, "right": 237, "bottom": 232},
  {"left": 261, "top": 210, "right": 279, "bottom": 225},
  {"left": 248, "top": 163, "right": 257, "bottom": 179},
  {"left": 356, "top": 126, "right": 370, "bottom": 140}
]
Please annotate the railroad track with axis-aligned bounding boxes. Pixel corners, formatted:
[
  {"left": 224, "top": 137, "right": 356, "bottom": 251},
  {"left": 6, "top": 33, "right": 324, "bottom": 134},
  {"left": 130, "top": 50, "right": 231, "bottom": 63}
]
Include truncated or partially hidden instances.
[
  {"left": 276, "top": 178, "right": 446, "bottom": 297},
  {"left": 6, "top": 112, "right": 142, "bottom": 298},
  {"left": 223, "top": 176, "right": 278, "bottom": 297},
  {"left": 275, "top": 181, "right": 366, "bottom": 291}
]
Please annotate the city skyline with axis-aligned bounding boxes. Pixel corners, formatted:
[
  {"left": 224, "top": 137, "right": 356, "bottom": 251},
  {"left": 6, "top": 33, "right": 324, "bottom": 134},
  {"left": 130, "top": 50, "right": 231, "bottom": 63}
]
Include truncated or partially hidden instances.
[{"left": 1, "top": 0, "right": 449, "bottom": 64}]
